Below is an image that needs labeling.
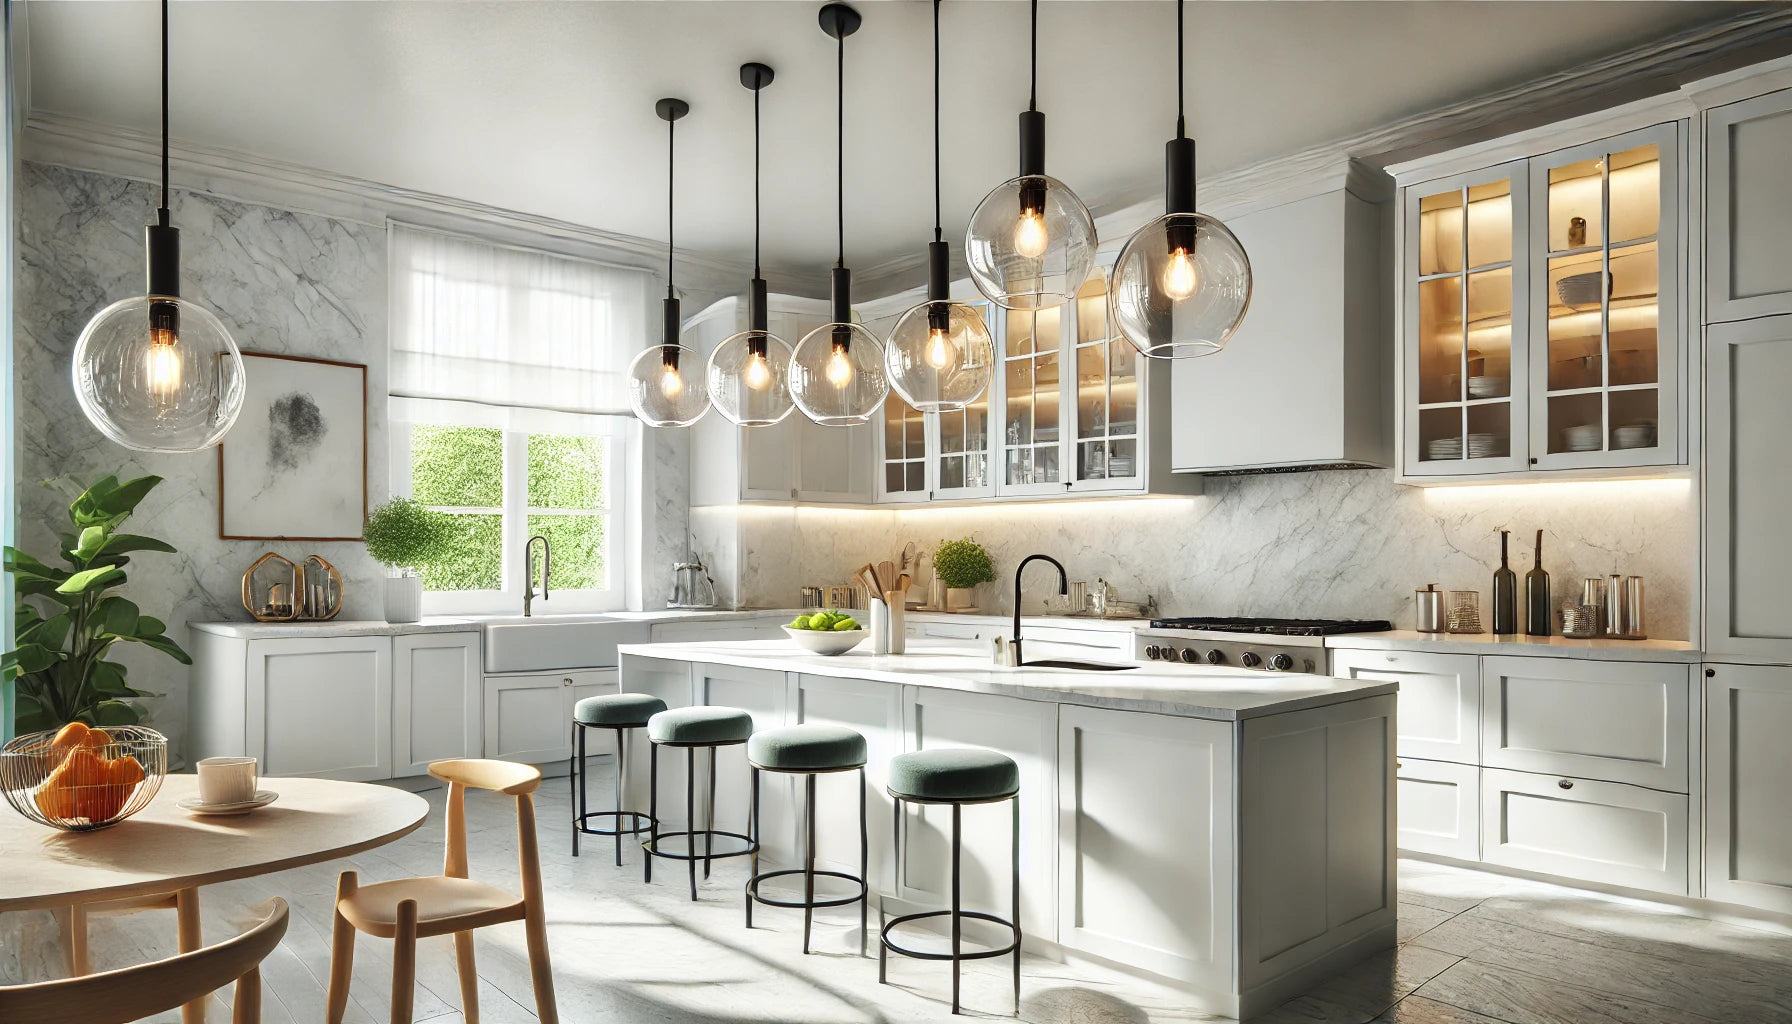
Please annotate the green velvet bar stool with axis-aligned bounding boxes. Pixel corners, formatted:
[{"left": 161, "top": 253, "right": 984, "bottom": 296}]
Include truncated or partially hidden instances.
[
  {"left": 570, "top": 692, "right": 667, "bottom": 864},
  {"left": 643, "top": 705, "right": 760, "bottom": 900},
  {"left": 880, "top": 747, "right": 1021, "bottom": 1016},
  {"left": 744, "top": 724, "right": 870, "bottom": 955}
]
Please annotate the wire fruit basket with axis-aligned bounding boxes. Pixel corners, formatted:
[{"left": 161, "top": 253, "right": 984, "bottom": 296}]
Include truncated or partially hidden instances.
[{"left": 0, "top": 724, "right": 168, "bottom": 831}]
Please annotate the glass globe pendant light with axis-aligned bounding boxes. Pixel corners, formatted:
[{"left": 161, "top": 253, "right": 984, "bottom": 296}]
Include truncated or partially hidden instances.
[
  {"left": 628, "top": 97, "right": 713, "bottom": 427},
  {"left": 790, "top": 3, "right": 889, "bottom": 427},
  {"left": 887, "top": 0, "right": 994, "bottom": 413},
  {"left": 72, "top": 0, "right": 245, "bottom": 453},
  {"left": 707, "top": 62, "right": 795, "bottom": 427},
  {"left": 963, "top": 0, "right": 1097, "bottom": 311},
  {"left": 1111, "top": 0, "right": 1252, "bottom": 359}
]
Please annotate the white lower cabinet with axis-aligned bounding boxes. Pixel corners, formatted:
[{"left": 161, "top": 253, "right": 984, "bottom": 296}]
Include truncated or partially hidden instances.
[
  {"left": 1480, "top": 767, "right": 1688, "bottom": 895},
  {"left": 1331, "top": 649, "right": 1479, "bottom": 764},
  {"left": 393, "top": 632, "right": 483, "bottom": 777},
  {"left": 483, "top": 668, "right": 619, "bottom": 764},
  {"left": 792, "top": 674, "right": 903, "bottom": 888},
  {"left": 1395, "top": 758, "right": 1479, "bottom": 860},
  {"left": 1057, "top": 705, "right": 1235, "bottom": 988},
  {"left": 1481, "top": 657, "right": 1691, "bottom": 792},
  {"left": 693, "top": 663, "right": 790, "bottom": 844},
  {"left": 244, "top": 636, "right": 393, "bottom": 781},
  {"left": 1705, "top": 663, "right": 1792, "bottom": 914}
]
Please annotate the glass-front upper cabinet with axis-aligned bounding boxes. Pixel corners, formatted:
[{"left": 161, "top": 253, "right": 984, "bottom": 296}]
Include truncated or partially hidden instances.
[
  {"left": 878, "top": 393, "right": 929, "bottom": 501},
  {"left": 1530, "top": 123, "right": 1678, "bottom": 470},
  {"left": 933, "top": 299, "right": 995, "bottom": 499},
  {"left": 1401, "top": 121, "right": 1681, "bottom": 479},
  {"left": 1000, "top": 303, "right": 1066, "bottom": 494},
  {"left": 1069, "top": 275, "right": 1143, "bottom": 491}
]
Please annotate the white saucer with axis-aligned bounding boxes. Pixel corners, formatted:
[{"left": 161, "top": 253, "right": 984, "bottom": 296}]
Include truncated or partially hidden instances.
[{"left": 178, "top": 790, "right": 279, "bottom": 816}]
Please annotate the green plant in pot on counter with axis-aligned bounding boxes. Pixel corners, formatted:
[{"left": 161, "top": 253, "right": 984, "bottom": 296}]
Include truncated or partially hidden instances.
[
  {"left": 932, "top": 537, "right": 996, "bottom": 612},
  {"left": 2, "top": 475, "right": 190, "bottom": 731},
  {"left": 364, "top": 497, "right": 454, "bottom": 624}
]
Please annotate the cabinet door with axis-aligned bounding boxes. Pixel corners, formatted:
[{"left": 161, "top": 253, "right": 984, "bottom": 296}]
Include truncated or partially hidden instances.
[
  {"left": 392, "top": 632, "right": 482, "bottom": 777},
  {"left": 993, "top": 304, "right": 1070, "bottom": 496},
  {"left": 1395, "top": 757, "right": 1479, "bottom": 860},
  {"left": 246, "top": 636, "right": 391, "bottom": 781},
  {"left": 1480, "top": 767, "right": 1687, "bottom": 895},
  {"left": 900, "top": 686, "right": 1057, "bottom": 941},
  {"left": 739, "top": 417, "right": 797, "bottom": 500},
  {"left": 693, "top": 664, "right": 790, "bottom": 842},
  {"left": 1705, "top": 663, "right": 1792, "bottom": 914},
  {"left": 1065, "top": 272, "right": 1146, "bottom": 493},
  {"left": 1705, "top": 315, "right": 1792, "bottom": 660},
  {"left": 932, "top": 299, "right": 998, "bottom": 500},
  {"left": 876, "top": 391, "right": 930, "bottom": 502},
  {"left": 1403, "top": 161, "right": 1531, "bottom": 477},
  {"left": 1330, "top": 649, "right": 1479, "bottom": 764},
  {"left": 795, "top": 414, "right": 876, "bottom": 503},
  {"left": 1058, "top": 705, "right": 1234, "bottom": 987},
  {"left": 483, "top": 672, "right": 575, "bottom": 763},
  {"left": 1707, "top": 88, "right": 1792, "bottom": 323},
  {"left": 1481, "top": 656, "right": 1689, "bottom": 791},
  {"left": 793, "top": 674, "right": 903, "bottom": 890},
  {"left": 1529, "top": 123, "right": 1680, "bottom": 470},
  {"left": 617, "top": 655, "right": 695, "bottom": 829}
]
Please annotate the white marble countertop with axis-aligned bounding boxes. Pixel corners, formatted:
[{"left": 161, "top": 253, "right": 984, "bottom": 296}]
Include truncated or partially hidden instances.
[
  {"left": 1324, "top": 630, "right": 1700, "bottom": 662},
  {"left": 187, "top": 617, "right": 483, "bottom": 639},
  {"left": 619, "top": 638, "right": 1396, "bottom": 721}
]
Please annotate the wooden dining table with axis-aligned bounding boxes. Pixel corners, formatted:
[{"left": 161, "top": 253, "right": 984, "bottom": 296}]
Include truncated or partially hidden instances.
[{"left": 0, "top": 773, "right": 430, "bottom": 1023}]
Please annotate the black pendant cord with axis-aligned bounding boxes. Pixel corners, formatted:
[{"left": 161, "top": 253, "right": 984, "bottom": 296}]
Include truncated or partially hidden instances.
[
  {"left": 1028, "top": 0, "right": 1038, "bottom": 113},
  {"left": 159, "top": 0, "right": 169, "bottom": 225},
  {"left": 754, "top": 86, "right": 762, "bottom": 279},
  {"left": 666, "top": 115, "right": 676, "bottom": 300},
  {"left": 932, "top": 0, "right": 942, "bottom": 244},
  {"left": 835, "top": 29, "right": 845, "bottom": 271},
  {"left": 1176, "top": 0, "right": 1186, "bottom": 139}
]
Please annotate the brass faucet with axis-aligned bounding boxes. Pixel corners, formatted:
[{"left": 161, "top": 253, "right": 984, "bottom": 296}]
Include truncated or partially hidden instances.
[{"left": 523, "top": 534, "right": 551, "bottom": 617}]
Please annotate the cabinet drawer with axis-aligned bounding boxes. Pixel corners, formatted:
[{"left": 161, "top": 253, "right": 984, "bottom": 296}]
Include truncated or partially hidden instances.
[
  {"left": 1481, "top": 657, "right": 1689, "bottom": 791},
  {"left": 1331, "top": 649, "right": 1479, "bottom": 764},
  {"left": 1396, "top": 758, "right": 1478, "bottom": 860},
  {"left": 920, "top": 620, "right": 992, "bottom": 641},
  {"left": 1480, "top": 767, "right": 1687, "bottom": 895}
]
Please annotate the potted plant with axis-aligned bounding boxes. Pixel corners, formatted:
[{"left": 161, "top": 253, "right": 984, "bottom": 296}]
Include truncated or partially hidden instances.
[
  {"left": 932, "top": 537, "right": 996, "bottom": 613},
  {"left": 363, "top": 497, "right": 452, "bottom": 623},
  {"left": 2, "top": 475, "right": 191, "bottom": 731}
]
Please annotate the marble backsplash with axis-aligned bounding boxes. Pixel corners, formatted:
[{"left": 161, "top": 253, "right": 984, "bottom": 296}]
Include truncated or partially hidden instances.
[{"left": 727, "top": 470, "right": 1698, "bottom": 640}]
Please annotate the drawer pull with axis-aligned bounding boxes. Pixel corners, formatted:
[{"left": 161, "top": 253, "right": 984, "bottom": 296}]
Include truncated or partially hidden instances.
[{"left": 1557, "top": 779, "right": 1574, "bottom": 790}]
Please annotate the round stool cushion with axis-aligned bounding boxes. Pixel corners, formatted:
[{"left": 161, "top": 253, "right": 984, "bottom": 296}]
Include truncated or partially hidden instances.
[
  {"left": 647, "top": 705, "right": 755, "bottom": 745},
  {"left": 887, "top": 748, "right": 1019, "bottom": 802},
  {"left": 747, "top": 724, "right": 868, "bottom": 771},
  {"left": 574, "top": 692, "right": 667, "bottom": 728}
]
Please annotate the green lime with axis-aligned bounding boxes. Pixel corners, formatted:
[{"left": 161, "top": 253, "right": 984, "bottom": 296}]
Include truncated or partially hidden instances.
[{"left": 832, "top": 619, "right": 857, "bottom": 631}]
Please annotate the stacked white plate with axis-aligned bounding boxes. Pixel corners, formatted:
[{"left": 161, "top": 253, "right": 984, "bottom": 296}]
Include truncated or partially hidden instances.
[
  {"left": 1426, "top": 437, "right": 1463, "bottom": 460},
  {"left": 1612, "top": 423, "right": 1656, "bottom": 450},
  {"left": 1467, "top": 376, "right": 1508, "bottom": 398},
  {"left": 1562, "top": 424, "right": 1602, "bottom": 452},
  {"left": 1466, "top": 433, "right": 1504, "bottom": 458}
]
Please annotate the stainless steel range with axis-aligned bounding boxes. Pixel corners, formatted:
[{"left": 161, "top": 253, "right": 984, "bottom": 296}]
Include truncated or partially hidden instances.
[{"left": 1133, "top": 616, "right": 1395, "bottom": 673}]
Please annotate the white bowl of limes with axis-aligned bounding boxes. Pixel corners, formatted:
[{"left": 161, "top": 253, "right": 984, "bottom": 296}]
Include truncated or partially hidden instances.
[{"left": 784, "top": 611, "right": 866, "bottom": 656}]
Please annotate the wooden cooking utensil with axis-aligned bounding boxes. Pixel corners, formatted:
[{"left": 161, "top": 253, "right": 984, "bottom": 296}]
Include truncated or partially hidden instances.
[{"left": 879, "top": 561, "right": 898, "bottom": 595}]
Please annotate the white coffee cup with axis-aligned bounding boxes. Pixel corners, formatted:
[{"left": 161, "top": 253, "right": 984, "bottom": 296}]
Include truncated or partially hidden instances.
[{"left": 196, "top": 756, "right": 258, "bottom": 806}]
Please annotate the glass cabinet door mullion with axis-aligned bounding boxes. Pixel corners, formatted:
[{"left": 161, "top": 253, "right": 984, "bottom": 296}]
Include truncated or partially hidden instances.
[{"left": 1600, "top": 150, "right": 1612, "bottom": 451}]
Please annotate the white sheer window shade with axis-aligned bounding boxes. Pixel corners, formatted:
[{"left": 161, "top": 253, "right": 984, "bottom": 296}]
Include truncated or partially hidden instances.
[{"left": 388, "top": 223, "right": 653, "bottom": 415}]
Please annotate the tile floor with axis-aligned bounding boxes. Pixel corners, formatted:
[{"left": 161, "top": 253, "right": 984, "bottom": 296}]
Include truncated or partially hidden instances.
[{"left": 4, "top": 764, "right": 1791, "bottom": 1024}]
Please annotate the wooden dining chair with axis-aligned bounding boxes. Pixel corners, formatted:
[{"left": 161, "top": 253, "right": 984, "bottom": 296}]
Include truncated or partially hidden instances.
[
  {"left": 327, "top": 758, "right": 557, "bottom": 1024},
  {"left": 0, "top": 897, "right": 287, "bottom": 1024}
]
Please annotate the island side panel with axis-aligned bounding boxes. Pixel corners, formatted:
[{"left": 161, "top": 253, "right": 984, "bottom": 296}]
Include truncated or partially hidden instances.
[
  {"left": 617, "top": 655, "right": 695, "bottom": 832},
  {"left": 793, "top": 672, "right": 905, "bottom": 893},
  {"left": 1236, "top": 693, "right": 1398, "bottom": 1018}
]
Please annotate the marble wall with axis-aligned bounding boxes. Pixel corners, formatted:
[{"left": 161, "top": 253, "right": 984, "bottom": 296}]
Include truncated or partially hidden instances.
[{"left": 730, "top": 469, "right": 1699, "bottom": 640}]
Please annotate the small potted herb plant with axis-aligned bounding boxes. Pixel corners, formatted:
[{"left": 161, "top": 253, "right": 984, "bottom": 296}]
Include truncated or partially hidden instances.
[
  {"left": 932, "top": 537, "right": 996, "bottom": 613},
  {"left": 363, "top": 497, "right": 452, "bottom": 623}
]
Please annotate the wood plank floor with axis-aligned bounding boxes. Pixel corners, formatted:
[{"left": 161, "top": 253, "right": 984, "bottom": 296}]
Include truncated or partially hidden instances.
[{"left": 4, "top": 763, "right": 1791, "bottom": 1024}]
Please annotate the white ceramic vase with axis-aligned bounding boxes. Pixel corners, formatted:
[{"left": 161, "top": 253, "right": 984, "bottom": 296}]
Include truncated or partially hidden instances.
[
  {"left": 383, "top": 575, "right": 423, "bottom": 624},
  {"left": 946, "top": 586, "right": 977, "bottom": 612}
]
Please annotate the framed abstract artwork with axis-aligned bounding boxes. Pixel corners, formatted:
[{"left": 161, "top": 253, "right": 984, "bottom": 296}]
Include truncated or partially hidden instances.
[{"left": 218, "top": 352, "right": 367, "bottom": 540}]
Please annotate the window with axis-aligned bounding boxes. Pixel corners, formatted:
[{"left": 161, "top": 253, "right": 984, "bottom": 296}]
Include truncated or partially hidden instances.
[{"left": 389, "top": 223, "right": 652, "bottom": 613}]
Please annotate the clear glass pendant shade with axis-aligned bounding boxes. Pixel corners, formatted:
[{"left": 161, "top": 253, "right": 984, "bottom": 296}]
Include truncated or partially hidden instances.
[
  {"left": 1111, "top": 212, "right": 1252, "bottom": 359},
  {"left": 965, "top": 174, "right": 1098, "bottom": 310},
  {"left": 72, "top": 294, "right": 246, "bottom": 452},
  {"left": 628, "top": 344, "right": 712, "bottom": 427},
  {"left": 708, "top": 329, "right": 795, "bottom": 426},
  {"left": 885, "top": 301, "right": 994, "bottom": 412},
  {"left": 790, "top": 321, "right": 888, "bottom": 426}
]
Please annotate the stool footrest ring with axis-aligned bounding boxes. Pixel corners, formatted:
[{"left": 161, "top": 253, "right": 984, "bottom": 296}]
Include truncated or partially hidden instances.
[
  {"left": 574, "top": 810, "right": 655, "bottom": 838},
  {"left": 643, "top": 828, "right": 758, "bottom": 861},
  {"left": 880, "top": 909, "right": 1021, "bottom": 962},
  {"left": 745, "top": 868, "right": 867, "bottom": 910}
]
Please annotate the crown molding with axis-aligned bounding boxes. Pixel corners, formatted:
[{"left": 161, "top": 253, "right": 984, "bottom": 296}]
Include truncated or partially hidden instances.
[{"left": 20, "top": 110, "right": 833, "bottom": 301}]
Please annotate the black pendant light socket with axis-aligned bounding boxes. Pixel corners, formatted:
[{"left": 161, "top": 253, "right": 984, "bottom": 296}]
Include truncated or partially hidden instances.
[
  {"left": 662, "top": 296, "right": 682, "bottom": 354},
  {"left": 926, "top": 240, "right": 952, "bottom": 332},
  {"left": 818, "top": 2, "right": 861, "bottom": 40},
  {"left": 831, "top": 266, "right": 852, "bottom": 348},
  {"left": 146, "top": 222, "right": 180, "bottom": 298},
  {"left": 1019, "top": 110, "right": 1046, "bottom": 179},
  {"left": 1166, "top": 136, "right": 1197, "bottom": 215},
  {"left": 748, "top": 277, "right": 769, "bottom": 340}
]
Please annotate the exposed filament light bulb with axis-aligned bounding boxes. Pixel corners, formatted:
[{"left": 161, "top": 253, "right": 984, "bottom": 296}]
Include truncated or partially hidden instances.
[
  {"left": 659, "top": 364, "right": 685, "bottom": 399},
  {"left": 743, "top": 350, "right": 772, "bottom": 391},
  {"left": 1162, "top": 247, "right": 1197, "bottom": 302},
  {"left": 925, "top": 327, "right": 955, "bottom": 370},
  {"left": 826, "top": 343, "right": 854, "bottom": 387},
  {"left": 146, "top": 330, "right": 181, "bottom": 398},
  {"left": 1013, "top": 209, "right": 1049, "bottom": 260}
]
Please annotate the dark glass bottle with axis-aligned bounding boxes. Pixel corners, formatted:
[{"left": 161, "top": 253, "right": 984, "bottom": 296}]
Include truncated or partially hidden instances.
[
  {"left": 1525, "top": 529, "right": 1551, "bottom": 636},
  {"left": 1492, "top": 529, "right": 1518, "bottom": 635}
]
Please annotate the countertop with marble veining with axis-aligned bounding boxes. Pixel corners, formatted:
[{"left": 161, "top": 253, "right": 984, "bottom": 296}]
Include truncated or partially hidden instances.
[
  {"left": 1324, "top": 630, "right": 1700, "bottom": 662},
  {"left": 619, "top": 638, "right": 1396, "bottom": 721}
]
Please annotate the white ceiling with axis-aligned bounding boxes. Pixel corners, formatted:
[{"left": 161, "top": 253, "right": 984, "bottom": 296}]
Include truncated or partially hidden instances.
[{"left": 22, "top": 1, "right": 1758, "bottom": 281}]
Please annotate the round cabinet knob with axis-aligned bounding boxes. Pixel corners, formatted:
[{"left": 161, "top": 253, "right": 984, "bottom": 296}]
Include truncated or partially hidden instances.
[
  {"left": 1558, "top": 779, "right": 1574, "bottom": 790},
  {"left": 1240, "top": 652, "right": 1262, "bottom": 668},
  {"left": 1179, "top": 648, "right": 1199, "bottom": 664},
  {"left": 1144, "top": 645, "right": 1161, "bottom": 660},
  {"left": 1205, "top": 649, "right": 1224, "bottom": 665},
  {"left": 1268, "top": 654, "right": 1294, "bottom": 672}
]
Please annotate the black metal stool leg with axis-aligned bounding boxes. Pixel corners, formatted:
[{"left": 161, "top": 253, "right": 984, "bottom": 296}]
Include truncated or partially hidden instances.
[
  {"left": 951, "top": 802, "right": 963, "bottom": 1015},
  {"left": 645, "top": 742, "right": 658, "bottom": 884},
  {"left": 746, "top": 766, "right": 760, "bottom": 927},
  {"left": 1012, "top": 793, "right": 1022, "bottom": 1013},
  {"left": 613, "top": 727, "right": 626, "bottom": 866},
  {"left": 859, "top": 766, "right": 869, "bottom": 957},
  {"left": 802, "top": 772, "right": 817, "bottom": 954},
  {"left": 570, "top": 722, "right": 581, "bottom": 857},
  {"left": 881, "top": 794, "right": 899, "bottom": 984},
  {"left": 705, "top": 747, "right": 717, "bottom": 879},
  {"left": 686, "top": 747, "right": 698, "bottom": 900}
]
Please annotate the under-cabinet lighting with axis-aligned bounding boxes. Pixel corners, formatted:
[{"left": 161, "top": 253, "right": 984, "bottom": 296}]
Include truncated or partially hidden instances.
[{"left": 1420, "top": 476, "right": 1690, "bottom": 503}]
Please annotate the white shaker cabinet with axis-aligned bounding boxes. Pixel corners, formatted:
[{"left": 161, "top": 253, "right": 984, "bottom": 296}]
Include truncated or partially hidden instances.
[
  {"left": 1705, "top": 663, "right": 1792, "bottom": 914},
  {"left": 1706, "top": 88, "right": 1792, "bottom": 323},
  {"left": 245, "top": 636, "right": 392, "bottom": 782},
  {"left": 482, "top": 668, "right": 619, "bottom": 764},
  {"left": 1480, "top": 767, "right": 1688, "bottom": 895},
  {"left": 1704, "top": 314, "right": 1792, "bottom": 661},
  {"left": 1330, "top": 649, "right": 1479, "bottom": 764},
  {"left": 393, "top": 631, "right": 483, "bottom": 777},
  {"left": 1480, "top": 656, "right": 1691, "bottom": 792},
  {"left": 1394, "top": 758, "right": 1479, "bottom": 860}
]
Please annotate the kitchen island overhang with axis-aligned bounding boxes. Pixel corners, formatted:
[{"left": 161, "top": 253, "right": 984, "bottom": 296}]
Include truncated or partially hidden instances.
[{"left": 616, "top": 639, "right": 1397, "bottom": 1019}]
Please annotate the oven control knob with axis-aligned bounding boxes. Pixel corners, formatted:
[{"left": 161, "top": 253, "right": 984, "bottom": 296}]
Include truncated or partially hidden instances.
[
  {"left": 1144, "top": 645, "right": 1161, "bottom": 660},
  {"left": 1179, "top": 647, "right": 1199, "bottom": 663},
  {"left": 1205, "top": 649, "right": 1224, "bottom": 665},
  {"left": 1240, "top": 652, "right": 1262, "bottom": 668},
  {"left": 1268, "top": 653, "right": 1295, "bottom": 672}
]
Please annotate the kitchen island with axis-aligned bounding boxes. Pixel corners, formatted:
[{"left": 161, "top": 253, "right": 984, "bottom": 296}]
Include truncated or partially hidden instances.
[{"left": 616, "top": 639, "right": 1397, "bottom": 1018}]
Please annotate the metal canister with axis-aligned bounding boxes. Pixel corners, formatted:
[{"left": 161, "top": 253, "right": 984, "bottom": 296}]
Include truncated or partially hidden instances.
[
  {"left": 1623, "top": 576, "right": 1647, "bottom": 639},
  {"left": 1604, "top": 573, "right": 1627, "bottom": 638},
  {"left": 1581, "top": 578, "right": 1608, "bottom": 637},
  {"left": 1415, "top": 584, "right": 1446, "bottom": 633}
]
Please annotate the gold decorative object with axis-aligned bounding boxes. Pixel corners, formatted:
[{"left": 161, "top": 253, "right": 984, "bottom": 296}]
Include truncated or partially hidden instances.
[
  {"left": 298, "top": 555, "right": 344, "bottom": 621},
  {"left": 242, "top": 552, "right": 299, "bottom": 621}
]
